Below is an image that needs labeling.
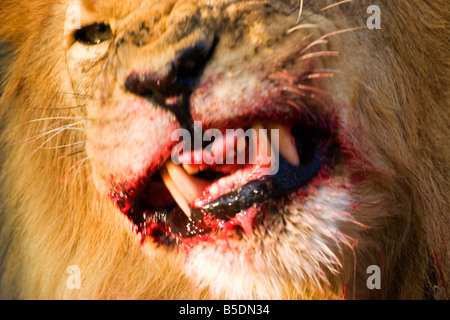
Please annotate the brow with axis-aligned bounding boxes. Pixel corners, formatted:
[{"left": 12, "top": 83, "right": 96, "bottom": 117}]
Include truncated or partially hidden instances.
[
  {"left": 78, "top": 0, "right": 297, "bottom": 21},
  {"left": 80, "top": 0, "right": 142, "bottom": 18}
]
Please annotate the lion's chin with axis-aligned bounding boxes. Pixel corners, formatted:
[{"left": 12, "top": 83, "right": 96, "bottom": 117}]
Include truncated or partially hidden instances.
[{"left": 109, "top": 114, "right": 340, "bottom": 250}]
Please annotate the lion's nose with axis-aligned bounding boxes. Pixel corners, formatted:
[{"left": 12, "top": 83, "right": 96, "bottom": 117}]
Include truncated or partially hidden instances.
[{"left": 124, "top": 40, "right": 215, "bottom": 104}]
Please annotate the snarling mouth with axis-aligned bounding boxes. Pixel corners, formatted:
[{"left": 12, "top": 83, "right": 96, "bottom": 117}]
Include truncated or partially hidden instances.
[{"left": 111, "top": 118, "right": 338, "bottom": 248}]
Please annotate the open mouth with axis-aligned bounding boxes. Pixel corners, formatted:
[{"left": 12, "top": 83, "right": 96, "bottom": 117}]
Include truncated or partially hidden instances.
[{"left": 111, "top": 118, "right": 339, "bottom": 248}]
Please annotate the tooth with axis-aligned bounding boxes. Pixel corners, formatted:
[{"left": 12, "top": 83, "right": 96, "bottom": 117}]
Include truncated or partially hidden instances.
[
  {"left": 179, "top": 148, "right": 216, "bottom": 174},
  {"left": 210, "top": 129, "right": 246, "bottom": 164},
  {"left": 251, "top": 122, "right": 267, "bottom": 159},
  {"left": 182, "top": 163, "right": 200, "bottom": 175},
  {"left": 160, "top": 167, "right": 192, "bottom": 218},
  {"left": 267, "top": 123, "right": 300, "bottom": 166},
  {"left": 166, "top": 161, "right": 209, "bottom": 202},
  {"left": 236, "top": 133, "right": 246, "bottom": 154},
  {"left": 251, "top": 122, "right": 276, "bottom": 174},
  {"left": 226, "top": 149, "right": 236, "bottom": 163},
  {"left": 179, "top": 149, "right": 204, "bottom": 165},
  {"left": 179, "top": 149, "right": 207, "bottom": 175}
]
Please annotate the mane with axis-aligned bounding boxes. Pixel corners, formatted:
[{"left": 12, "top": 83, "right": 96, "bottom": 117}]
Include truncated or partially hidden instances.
[{"left": 0, "top": 0, "right": 448, "bottom": 299}]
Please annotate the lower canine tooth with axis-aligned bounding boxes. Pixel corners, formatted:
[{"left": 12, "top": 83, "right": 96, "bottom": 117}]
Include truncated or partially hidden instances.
[{"left": 160, "top": 167, "right": 191, "bottom": 218}]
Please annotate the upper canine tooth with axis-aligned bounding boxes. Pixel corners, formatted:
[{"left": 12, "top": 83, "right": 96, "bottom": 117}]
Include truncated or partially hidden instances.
[{"left": 267, "top": 123, "right": 300, "bottom": 167}]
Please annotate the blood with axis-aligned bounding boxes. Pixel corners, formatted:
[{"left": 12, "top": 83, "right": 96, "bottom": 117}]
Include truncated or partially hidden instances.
[
  {"left": 434, "top": 249, "right": 448, "bottom": 297},
  {"left": 112, "top": 115, "right": 341, "bottom": 249},
  {"left": 229, "top": 206, "right": 258, "bottom": 239}
]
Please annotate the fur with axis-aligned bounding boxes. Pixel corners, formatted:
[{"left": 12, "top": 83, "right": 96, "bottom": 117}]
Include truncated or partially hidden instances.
[{"left": 0, "top": 0, "right": 448, "bottom": 299}]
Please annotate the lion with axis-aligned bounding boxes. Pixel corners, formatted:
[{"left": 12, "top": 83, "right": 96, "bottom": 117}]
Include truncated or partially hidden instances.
[{"left": 0, "top": 0, "right": 448, "bottom": 300}]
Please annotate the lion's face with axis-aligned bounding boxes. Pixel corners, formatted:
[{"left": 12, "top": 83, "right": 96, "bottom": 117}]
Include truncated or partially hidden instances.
[
  {"left": 65, "top": 0, "right": 369, "bottom": 297},
  {"left": 2, "top": 0, "right": 447, "bottom": 300}
]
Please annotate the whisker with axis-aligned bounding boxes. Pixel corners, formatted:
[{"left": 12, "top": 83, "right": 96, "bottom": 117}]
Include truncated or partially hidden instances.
[
  {"left": 268, "top": 70, "right": 298, "bottom": 84},
  {"left": 299, "top": 39, "right": 328, "bottom": 55},
  {"left": 22, "top": 120, "right": 85, "bottom": 154},
  {"left": 5, "top": 117, "right": 88, "bottom": 134},
  {"left": 285, "top": 99, "right": 308, "bottom": 112},
  {"left": 17, "top": 121, "right": 85, "bottom": 144},
  {"left": 301, "top": 33, "right": 313, "bottom": 43},
  {"left": 319, "top": 0, "right": 353, "bottom": 13},
  {"left": 12, "top": 104, "right": 87, "bottom": 111},
  {"left": 301, "top": 72, "right": 334, "bottom": 80},
  {"left": 296, "top": 12, "right": 318, "bottom": 25},
  {"left": 320, "top": 26, "right": 366, "bottom": 40},
  {"left": 41, "top": 140, "right": 87, "bottom": 150},
  {"left": 58, "top": 149, "right": 85, "bottom": 160},
  {"left": 71, "top": 157, "right": 91, "bottom": 185},
  {"left": 25, "top": 128, "right": 84, "bottom": 144},
  {"left": 297, "top": 84, "right": 332, "bottom": 99},
  {"left": 24, "top": 116, "right": 88, "bottom": 123},
  {"left": 311, "top": 68, "right": 376, "bottom": 93},
  {"left": 269, "top": 86, "right": 307, "bottom": 97},
  {"left": 287, "top": 23, "right": 321, "bottom": 34},
  {"left": 294, "top": 0, "right": 354, "bottom": 25},
  {"left": 300, "top": 50, "right": 339, "bottom": 60},
  {"left": 56, "top": 92, "right": 93, "bottom": 99},
  {"left": 295, "top": 0, "right": 304, "bottom": 24},
  {"left": 61, "top": 157, "right": 90, "bottom": 183},
  {"left": 294, "top": 27, "right": 364, "bottom": 56},
  {"left": 30, "top": 128, "right": 75, "bottom": 155}
]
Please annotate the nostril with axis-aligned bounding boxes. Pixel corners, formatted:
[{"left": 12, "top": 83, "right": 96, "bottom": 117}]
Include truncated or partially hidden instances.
[
  {"left": 124, "top": 38, "right": 217, "bottom": 100},
  {"left": 124, "top": 72, "right": 171, "bottom": 99}
]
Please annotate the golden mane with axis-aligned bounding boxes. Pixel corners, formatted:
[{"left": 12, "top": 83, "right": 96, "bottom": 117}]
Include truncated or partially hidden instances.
[{"left": 0, "top": 0, "right": 448, "bottom": 299}]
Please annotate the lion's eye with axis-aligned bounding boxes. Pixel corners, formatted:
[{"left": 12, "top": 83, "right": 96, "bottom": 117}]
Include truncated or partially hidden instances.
[{"left": 75, "top": 23, "right": 112, "bottom": 45}]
